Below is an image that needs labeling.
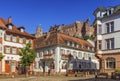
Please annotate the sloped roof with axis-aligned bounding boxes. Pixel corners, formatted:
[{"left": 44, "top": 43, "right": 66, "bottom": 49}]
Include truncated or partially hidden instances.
[
  {"left": 35, "top": 32, "right": 93, "bottom": 52},
  {"left": 93, "top": 6, "right": 106, "bottom": 16},
  {"left": 0, "top": 17, "right": 35, "bottom": 38}
]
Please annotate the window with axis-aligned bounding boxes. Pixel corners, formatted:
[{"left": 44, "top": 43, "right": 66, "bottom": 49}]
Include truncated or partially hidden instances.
[
  {"left": 106, "top": 23, "right": 110, "bottom": 33},
  {"left": 8, "top": 25, "right": 12, "bottom": 29},
  {"left": 90, "top": 47, "right": 93, "bottom": 51},
  {"left": 19, "top": 38, "right": 23, "bottom": 43},
  {"left": 66, "top": 41, "right": 69, "bottom": 46},
  {"left": 88, "top": 54, "right": 92, "bottom": 60},
  {"left": 74, "top": 43, "right": 77, "bottom": 48},
  {"left": 73, "top": 51, "right": 77, "bottom": 57},
  {"left": 67, "top": 50, "right": 71, "bottom": 54},
  {"left": 60, "top": 49, "right": 65, "bottom": 54},
  {"left": 98, "top": 25, "right": 102, "bottom": 34},
  {"left": 78, "top": 52, "right": 82, "bottom": 58},
  {"left": 12, "top": 36, "right": 16, "bottom": 42},
  {"left": 26, "top": 39, "right": 29, "bottom": 44},
  {"left": 111, "top": 38, "right": 114, "bottom": 49},
  {"left": 70, "top": 41, "right": 72, "bottom": 46},
  {"left": 106, "top": 58, "right": 115, "bottom": 69},
  {"left": 6, "top": 35, "right": 11, "bottom": 41},
  {"left": 5, "top": 47, "right": 11, "bottom": 53},
  {"left": 98, "top": 40, "right": 102, "bottom": 50},
  {"left": 106, "top": 39, "right": 110, "bottom": 49},
  {"left": 0, "top": 45, "right": 2, "bottom": 53},
  {"left": 106, "top": 22, "right": 114, "bottom": 33},
  {"left": 20, "top": 28, "right": 24, "bottom": 32},
  {"left": 106, "top": 38, "right": 114, "bottom": 49},
  {"left": 109, "top": 10, "right": 112, "bottom": 15},
  {"left": 84, "top": 53, "right": 88, "bottom": 60},
  {"left": 12, "top": 48, "right": 17, "bottom": 54},
  {"left": 111, "top": 22, "right": 114, "bottom": 32}
]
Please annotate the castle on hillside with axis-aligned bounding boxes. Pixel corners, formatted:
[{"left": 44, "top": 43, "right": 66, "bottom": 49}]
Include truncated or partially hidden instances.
[{"left": 35, "top": 19, "right": 94, "bottom": 38}]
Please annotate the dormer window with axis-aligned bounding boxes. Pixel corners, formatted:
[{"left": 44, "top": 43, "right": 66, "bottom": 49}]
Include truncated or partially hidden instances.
[
  {"left": 20, "top": 28, "right": 24, "bottom": 32},
  {"left": 107, "top": 8, "right": 114, "bottom": 16},
  {"left": 109, "top": 10, "right": 112, "bottom": 15},
  {"left": 6, "top": 24, "right": 13, "bottom": 30},
  {"left": 18, "top": 26, "right": 25, "bottom": 32},
  {"left": 8, "top": 25, "right": 12, "bottom": 29}
]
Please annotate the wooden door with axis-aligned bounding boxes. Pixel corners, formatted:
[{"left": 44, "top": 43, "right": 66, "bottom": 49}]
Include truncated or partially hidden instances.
[{"left": 5, "top": 61, "right": 11, "bottom": 73}]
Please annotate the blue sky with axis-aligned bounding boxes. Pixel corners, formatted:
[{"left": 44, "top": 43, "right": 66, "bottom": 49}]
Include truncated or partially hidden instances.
[{"left": 0, "top": 0, "right": 120, "bottom": 34}]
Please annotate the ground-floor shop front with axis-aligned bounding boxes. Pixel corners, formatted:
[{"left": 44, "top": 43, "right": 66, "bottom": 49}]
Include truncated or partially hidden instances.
[{"left": 98, "top": 53, "right": 120, "bottom": 75}]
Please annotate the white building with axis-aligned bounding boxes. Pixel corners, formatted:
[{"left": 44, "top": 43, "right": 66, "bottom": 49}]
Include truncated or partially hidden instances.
[
  {"left": 0, "top": 17, "right": 35, "bottom": 74},
  {"left": 34, "top": 31, "right": 99, "bottom": 73},
  {"left": 93, "top": 5, "right": 120, "bottom": 74}
]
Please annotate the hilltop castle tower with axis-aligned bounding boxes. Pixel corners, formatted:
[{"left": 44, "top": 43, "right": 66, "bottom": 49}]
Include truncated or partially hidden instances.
[{"left": 35, "top": 26, "right": 43, "bottom": 38}]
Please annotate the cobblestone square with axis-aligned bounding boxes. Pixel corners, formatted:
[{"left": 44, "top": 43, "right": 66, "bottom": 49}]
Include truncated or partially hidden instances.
[{"left": 0, "top": 75, "right": 120, "bottom": 81}]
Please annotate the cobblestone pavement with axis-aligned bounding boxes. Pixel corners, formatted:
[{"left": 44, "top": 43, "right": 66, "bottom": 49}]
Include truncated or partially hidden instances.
[{"left": 0, "top": 75, "right": 120, "bottom": 81}]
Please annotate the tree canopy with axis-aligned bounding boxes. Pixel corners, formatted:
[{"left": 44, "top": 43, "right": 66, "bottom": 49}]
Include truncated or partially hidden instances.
[
  {"left": 0, "top": 54, "right": 4, "bottom": 61},
  {"left": 19, "top": 42, "right": 36, "bottom": 67}
]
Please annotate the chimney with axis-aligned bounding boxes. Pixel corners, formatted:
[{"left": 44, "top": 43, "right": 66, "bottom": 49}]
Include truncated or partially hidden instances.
[{"left": 8, "top": 16, "right": 12, "bottom": 23}]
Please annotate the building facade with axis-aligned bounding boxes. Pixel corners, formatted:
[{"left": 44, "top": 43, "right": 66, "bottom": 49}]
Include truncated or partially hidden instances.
[
  {"left": 94, "top": 5, "right": 120, "bottom": 75},
  {"left": 0, "top": 17, "right": 35, "bottom": 74},
  {"left": 35, "top": 19, "right": 94, "bottom": 38},
  {"left": 34, "top": 31, "right": 99, "bottom": 73}
]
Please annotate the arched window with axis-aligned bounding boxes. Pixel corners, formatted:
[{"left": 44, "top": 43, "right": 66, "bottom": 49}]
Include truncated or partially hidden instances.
[{"left": 106, "top": 58, "right": 115, "bottom": 69}]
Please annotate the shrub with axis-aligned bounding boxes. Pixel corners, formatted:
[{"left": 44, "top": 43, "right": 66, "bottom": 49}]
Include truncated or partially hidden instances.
[{"left": 115, "top": 68, "right": 120, "bottom": 73}]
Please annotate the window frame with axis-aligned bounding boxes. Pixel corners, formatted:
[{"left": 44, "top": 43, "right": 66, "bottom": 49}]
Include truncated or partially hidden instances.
[
  {"left": 12, "top": 47, "right": 17, "bottom": 54},
  {"left": 5, "top": 46, "right": 11, "bottom": 54},
  {"left": 12, "top": 36, "right": 17, "bottom": 42},
  {"left": 106, "top": 58, "right": 115, "bottom": 69},
  {"left": 6, "top": 34, "right": 11, "bottom": 41}
]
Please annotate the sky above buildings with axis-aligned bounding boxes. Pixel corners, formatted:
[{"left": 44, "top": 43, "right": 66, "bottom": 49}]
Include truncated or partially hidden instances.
[{"left": 0, "top": 0, "right": 120, "bottom": 34}]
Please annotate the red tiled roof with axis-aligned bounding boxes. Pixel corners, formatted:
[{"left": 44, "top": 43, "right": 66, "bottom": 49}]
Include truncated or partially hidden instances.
[
  {"left": 35, "top": 32, "right": 93, "bottom": 52},
  {"left": 58, "top": 33, "right": 92, "bottom": 47},
  {"left": 0, "top": 17, "right": 35, "bottom": 39}
]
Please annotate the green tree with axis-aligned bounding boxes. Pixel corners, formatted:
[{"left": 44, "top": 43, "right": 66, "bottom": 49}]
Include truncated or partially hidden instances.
[
  {"left": 83, "top": 35, "right": 90, "bottom": 40},
  {"left": 19, "top": 42, "right": 36, "bottom": 76},
  {"left": 0, "top": 54, "right": 4, "bottom": 61}
]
